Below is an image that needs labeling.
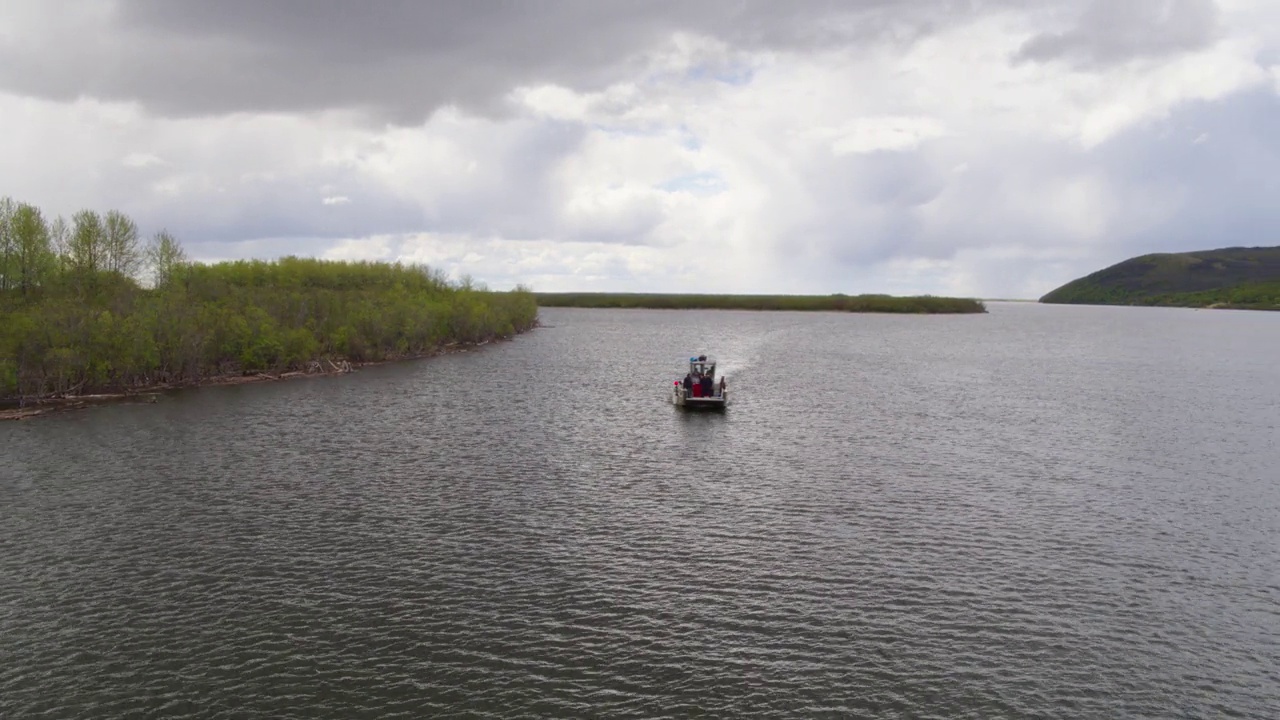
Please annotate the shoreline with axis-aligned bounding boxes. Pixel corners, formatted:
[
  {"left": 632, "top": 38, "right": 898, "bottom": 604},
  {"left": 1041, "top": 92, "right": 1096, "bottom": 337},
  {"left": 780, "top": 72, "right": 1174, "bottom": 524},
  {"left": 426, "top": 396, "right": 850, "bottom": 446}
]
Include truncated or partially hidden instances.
[
  {"left": 0, "top": 334, "right": 522, "bottom": 422},
  {"left": 1038, "top": 300, "right": 1280, "bottom": 311}
]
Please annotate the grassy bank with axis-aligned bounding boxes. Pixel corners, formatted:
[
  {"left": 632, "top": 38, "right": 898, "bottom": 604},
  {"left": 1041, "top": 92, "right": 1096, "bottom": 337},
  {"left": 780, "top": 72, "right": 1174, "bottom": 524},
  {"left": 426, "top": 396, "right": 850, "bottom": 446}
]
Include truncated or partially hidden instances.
[
  {"left": 534, "top": 292, "right": 986, "bottom": 314},
  {"left": 0, "top": 198, "right": 538, "bottom": 408}
]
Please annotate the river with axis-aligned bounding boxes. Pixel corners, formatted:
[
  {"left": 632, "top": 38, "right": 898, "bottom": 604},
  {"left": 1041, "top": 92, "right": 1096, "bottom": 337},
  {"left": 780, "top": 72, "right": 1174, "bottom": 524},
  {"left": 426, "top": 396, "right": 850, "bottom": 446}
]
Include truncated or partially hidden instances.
[{"left": 2, "top": 302, "right": 1277, "bottom": 718}]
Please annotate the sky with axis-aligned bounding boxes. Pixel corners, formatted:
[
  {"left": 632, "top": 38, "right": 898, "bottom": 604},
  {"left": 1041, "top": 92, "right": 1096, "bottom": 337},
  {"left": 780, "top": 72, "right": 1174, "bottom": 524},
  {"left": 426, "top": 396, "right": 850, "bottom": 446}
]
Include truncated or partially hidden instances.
[{"left": 2, "top": 0, "right": 1279, "bottom": 298}]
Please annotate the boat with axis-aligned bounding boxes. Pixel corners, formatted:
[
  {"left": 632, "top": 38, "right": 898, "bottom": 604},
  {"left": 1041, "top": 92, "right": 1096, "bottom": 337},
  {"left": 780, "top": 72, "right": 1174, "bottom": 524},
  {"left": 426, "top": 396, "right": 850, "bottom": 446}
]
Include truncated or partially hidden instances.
[{"left": 672, "top": 354, "right": 728, "bottom": 409}]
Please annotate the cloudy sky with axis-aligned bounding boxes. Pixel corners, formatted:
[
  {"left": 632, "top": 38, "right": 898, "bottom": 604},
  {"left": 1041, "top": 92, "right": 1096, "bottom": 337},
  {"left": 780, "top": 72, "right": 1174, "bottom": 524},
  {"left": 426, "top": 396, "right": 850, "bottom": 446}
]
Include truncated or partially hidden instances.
[{"left": 2, "top": 0, "right": 1279, "bottom": 298}]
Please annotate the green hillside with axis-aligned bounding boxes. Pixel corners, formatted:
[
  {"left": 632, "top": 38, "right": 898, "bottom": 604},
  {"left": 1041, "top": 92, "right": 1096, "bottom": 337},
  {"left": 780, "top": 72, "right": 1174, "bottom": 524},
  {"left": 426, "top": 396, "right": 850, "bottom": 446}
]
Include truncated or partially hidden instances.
[{"left": 1039, "top": 246, "right": 1280, "bottom": 310}]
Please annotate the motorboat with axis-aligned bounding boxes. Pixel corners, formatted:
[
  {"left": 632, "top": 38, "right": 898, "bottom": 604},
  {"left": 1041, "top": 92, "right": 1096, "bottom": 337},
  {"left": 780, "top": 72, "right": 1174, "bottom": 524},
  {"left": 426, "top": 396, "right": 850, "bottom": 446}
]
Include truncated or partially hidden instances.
[{"left": 672, "top": 354, "right": 728, "bottom": 409}]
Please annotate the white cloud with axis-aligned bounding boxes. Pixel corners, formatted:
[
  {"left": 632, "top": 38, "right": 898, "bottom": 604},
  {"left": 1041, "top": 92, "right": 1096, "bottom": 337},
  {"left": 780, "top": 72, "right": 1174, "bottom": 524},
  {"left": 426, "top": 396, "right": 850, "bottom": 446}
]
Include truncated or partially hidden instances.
[
  {"left": 323, "top": 235, "right": 392, "bottom": 261},
  {"left": 829, "top": 116, "right": 949, "bottom": 155},
  {"left": 322, "top": 196, "right": 350, "bottom": 206},
  {"left": 122, "top": 152, "right": 166, "bottom": 168},
  {"left": 512, "top": 83, "right": 642, "bottom": 122}
]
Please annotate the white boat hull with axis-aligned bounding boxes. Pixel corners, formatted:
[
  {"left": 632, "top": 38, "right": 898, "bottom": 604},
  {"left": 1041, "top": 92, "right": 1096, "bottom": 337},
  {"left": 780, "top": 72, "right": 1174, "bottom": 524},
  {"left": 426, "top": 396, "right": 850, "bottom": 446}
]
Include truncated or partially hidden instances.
[{"left": 672, "top": 386, "right": 728, "bottom": 409}]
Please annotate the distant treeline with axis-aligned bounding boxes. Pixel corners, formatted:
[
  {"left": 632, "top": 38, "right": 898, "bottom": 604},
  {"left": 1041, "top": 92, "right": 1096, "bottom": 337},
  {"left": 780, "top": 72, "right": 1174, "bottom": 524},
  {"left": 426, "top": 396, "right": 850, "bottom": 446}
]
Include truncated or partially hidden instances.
[
  {"left": 0, "top": 197, "right": 538, "bottom": 405},
  {"left": 534, "top": 292, "right": 986, "bottom": 314}
]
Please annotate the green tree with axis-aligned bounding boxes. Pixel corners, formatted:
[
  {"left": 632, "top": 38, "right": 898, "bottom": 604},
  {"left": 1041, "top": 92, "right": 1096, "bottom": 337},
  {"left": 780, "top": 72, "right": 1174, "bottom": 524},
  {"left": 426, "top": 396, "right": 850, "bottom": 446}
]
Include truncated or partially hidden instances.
[
  {"left": 68, "top": 209, "right": 107, "bottom": 275},
  {"left": 0, "top": 197, "right": 15, "bottom": 292},
  {"left": 103, "top": 209, "right": 142, "bottom": 278},
  {"left": 145, "top": 229, "right": 188, "bottom": 288},
  {"left": 10, "top": 203, "right": 55, "bottom": 295},
  {"left": 48, "top": 215, "right": 69, "bottom": 272}
]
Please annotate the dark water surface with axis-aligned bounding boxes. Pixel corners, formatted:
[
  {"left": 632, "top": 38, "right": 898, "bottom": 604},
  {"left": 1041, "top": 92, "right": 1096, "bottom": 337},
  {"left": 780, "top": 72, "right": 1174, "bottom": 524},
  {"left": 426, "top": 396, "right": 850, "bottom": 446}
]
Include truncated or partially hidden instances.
[{"left": 3, "top": 303, "right": 1278, "bottom": 718}]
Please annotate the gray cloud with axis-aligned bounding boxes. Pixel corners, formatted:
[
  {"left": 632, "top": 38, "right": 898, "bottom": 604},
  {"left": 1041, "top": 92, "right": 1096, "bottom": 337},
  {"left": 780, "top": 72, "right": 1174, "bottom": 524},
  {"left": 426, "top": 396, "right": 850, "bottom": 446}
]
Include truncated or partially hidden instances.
[
  {"left": 759, "top": 82, "right": 1280, "bottom": 298},
  {"left": 94, "top": 159, "right": 427, "bottom": 246},
  {"left": 1016, "top": 0, "right": 1221, "bottom": 67},
  {"left": 1, "top": 0, "right": 1274, "bottom": 299},
  {"left": 0, "top": 0, "right": 1019, "bottom": 123},
  {"left": 976, "top": 88, "right": 1280, "bottom": 296},
  {"left": 779, "top": 149, "right": 946, "bottom": 268},
  {"left": 1100, "top": 88, "right": 1280, "bottom": 253}
]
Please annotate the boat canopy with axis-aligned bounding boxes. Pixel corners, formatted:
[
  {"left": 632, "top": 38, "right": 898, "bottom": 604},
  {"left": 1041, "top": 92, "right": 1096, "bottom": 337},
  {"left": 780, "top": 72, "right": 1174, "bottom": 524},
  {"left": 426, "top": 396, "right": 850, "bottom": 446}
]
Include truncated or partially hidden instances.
[{"left": 688, "top": 355, "right": 716, "bottom": 377}]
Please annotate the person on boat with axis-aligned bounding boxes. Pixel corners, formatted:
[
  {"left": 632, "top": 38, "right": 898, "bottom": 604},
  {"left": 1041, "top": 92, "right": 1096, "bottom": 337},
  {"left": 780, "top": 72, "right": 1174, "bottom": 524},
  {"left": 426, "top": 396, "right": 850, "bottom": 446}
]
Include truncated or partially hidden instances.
[{"left": 683, "top": 373, "right": 693, "bottom": 394}]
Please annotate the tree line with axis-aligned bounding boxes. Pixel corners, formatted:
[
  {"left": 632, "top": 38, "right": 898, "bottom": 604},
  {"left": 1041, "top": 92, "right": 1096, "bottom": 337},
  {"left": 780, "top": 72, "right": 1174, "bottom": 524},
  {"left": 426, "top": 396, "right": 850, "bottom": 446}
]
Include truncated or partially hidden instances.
[
  {"left": 0, "top": 198, "right": 538, "bottom": 405},
  {"left": 533, "top": 292, "right": 987, "bottom": 313}
]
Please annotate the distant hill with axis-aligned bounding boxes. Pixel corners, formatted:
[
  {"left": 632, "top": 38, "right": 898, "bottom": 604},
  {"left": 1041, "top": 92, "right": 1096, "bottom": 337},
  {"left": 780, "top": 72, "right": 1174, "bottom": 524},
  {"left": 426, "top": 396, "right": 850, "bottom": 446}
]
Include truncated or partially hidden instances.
[{"left": 1039, "top": 246, "right": 1280, "bottom": 310}]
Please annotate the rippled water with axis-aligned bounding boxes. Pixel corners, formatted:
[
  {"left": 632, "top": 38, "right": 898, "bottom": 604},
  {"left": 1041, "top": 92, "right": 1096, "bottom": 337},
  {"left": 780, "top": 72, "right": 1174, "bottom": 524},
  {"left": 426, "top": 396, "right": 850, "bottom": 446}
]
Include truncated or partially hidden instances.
[{"left": 3, "top": 303, "right": 1278, "bottom": 718}]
